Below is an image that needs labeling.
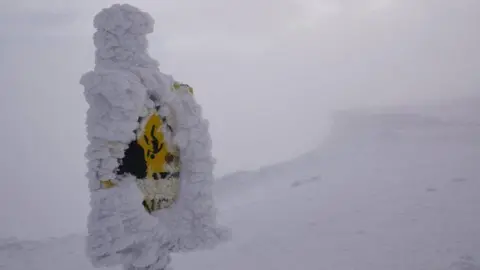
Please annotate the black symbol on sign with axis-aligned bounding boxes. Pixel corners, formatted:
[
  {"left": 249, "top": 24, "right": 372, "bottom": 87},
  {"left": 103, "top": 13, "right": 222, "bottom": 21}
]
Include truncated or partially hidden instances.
[{"left": 144, "top": 124, "right": 163, "bottom": 159}]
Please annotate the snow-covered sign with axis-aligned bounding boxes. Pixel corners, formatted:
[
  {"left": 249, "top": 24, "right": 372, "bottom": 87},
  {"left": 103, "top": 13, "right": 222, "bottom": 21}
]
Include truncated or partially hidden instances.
[{"left": 79, "top": 4, "right": 230, "bottom": 270}]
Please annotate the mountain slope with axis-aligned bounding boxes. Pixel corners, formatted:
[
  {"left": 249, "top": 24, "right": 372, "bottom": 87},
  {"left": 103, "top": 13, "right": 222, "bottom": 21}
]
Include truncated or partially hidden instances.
[{"left": 1, "top": 102, "right": 479, "bottom": 270}]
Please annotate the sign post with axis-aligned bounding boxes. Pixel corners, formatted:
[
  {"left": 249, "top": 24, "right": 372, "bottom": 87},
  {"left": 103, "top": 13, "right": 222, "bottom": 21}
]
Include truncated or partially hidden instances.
[{"left": 80, "top": 4, "right": 231, "bottom": 270}]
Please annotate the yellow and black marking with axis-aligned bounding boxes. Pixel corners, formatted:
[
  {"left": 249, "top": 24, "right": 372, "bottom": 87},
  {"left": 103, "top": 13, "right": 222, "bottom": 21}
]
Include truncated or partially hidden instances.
[
  {"left": 105, "top": 103, "right": 181, "bottom": 213},
  {"left": 173, "top": 81, "right": 194, "bottom": 95},
  {"left": 100, "top": 180, "right": 116, "bottom": 189}
]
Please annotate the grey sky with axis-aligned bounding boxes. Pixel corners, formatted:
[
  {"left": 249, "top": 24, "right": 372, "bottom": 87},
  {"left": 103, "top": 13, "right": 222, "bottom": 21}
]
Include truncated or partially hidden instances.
[{"left": 0, "top": 0, "right": 478, "bottom": 240}]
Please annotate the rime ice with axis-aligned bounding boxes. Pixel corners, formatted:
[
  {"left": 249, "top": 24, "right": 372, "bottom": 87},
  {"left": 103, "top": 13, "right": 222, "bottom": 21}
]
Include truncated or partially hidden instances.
[{"left": 80, "top": 4, "right": 230, "bottom": 270}]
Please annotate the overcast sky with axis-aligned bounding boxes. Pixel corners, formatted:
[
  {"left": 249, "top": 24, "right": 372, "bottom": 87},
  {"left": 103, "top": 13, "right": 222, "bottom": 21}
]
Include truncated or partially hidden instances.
[{"left": 0, "top": 0, "right": 479, "bottom": 240}]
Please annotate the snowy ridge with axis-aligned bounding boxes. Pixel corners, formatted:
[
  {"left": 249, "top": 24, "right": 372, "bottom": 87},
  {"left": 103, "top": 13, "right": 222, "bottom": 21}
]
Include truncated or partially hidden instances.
[
  {"left": 184, "top": 102, "right": 480, "bottom": 270},
  {"left": 1, "top": 102, "right": 480, "bottom": 269},
  {"left": 80, "top": 4, "right": 229, "bottom": 270}
]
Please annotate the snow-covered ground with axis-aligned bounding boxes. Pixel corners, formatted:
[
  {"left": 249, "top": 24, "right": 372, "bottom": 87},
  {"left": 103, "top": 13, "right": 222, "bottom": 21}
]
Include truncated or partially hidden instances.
[{"left": 1, "top": 100, "right": 479, "bottom": 270}]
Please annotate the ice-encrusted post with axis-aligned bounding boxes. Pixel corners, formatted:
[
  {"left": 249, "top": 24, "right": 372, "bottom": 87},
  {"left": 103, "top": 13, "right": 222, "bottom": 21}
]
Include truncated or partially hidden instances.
[
  {"left": 80, "top": 4, "right": 231, "bottom": 270},
  {"left": 93, "top": 4, "right": 157, "bottom": 70}
]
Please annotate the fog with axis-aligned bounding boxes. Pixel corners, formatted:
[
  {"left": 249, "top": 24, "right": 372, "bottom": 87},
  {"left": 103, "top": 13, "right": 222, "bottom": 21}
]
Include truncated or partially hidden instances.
[{"left": 0, "top": 0, "right": 478, "bottom": 240}]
